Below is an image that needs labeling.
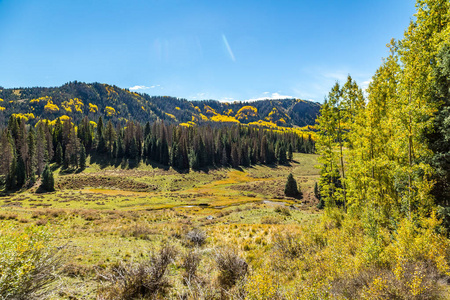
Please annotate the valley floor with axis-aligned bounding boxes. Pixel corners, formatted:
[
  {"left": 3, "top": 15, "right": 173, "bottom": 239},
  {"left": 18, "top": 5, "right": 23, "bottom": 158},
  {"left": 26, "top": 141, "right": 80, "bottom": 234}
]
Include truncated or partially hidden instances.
[{"left": 0, "top": 153, "right": 321, "bottom": 299}]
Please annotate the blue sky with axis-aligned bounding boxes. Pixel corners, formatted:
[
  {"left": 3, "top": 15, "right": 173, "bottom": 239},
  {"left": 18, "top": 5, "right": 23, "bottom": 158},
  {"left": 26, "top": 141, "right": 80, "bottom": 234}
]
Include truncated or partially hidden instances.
[{"left": 0, "top": 0, "right": 416, "bottom": 102}]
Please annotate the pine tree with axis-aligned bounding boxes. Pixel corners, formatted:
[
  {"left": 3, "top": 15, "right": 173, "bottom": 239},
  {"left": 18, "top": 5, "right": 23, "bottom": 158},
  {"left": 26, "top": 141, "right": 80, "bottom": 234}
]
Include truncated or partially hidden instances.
[
  {"left": 285, "top": 173, "right": 301, "bottom": 199},
  {"left": 231, "top": 144, "right": 240, "bottom": 168},
  {"left": 288, "top": 143, "right": 293, "bottom": 161},
  {"left": 16, "top": 157, "right": 26, "bottom": 188},
  {"left": 55, "top": 142, "right": 63, "bottom": 165},
  {"left": 79, "top": 144, "right": 87, "bottom": 170},
  {"left": 41, "top": 164, "right": 54, "bottom": 192}
]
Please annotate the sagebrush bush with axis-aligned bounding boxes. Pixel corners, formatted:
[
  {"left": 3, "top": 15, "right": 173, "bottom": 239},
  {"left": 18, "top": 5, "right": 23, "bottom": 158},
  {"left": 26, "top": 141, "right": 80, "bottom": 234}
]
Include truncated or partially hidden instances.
[
  {"left": 185, "top": 228, "right": 207, "bottom": 247},
  {"left": 0, "top": 223, "right": 64, "bottom": 299},
  {"left": 97, "top": 244, "right": 177, "bottom": 299},
  {"left": 215, "top": 247, "right": 248, "bottom": 290},
  {"left": 181, "top": 250, "right": 202, "bottom": 287}
]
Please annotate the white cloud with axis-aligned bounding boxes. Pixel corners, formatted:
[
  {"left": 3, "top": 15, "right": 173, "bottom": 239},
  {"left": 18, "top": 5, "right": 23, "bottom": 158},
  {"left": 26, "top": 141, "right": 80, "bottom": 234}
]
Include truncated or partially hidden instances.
[
  {"left": 129, "top": 84, "right": 162, "bottom": 91},
  {"left": 243, "top": 92, "right": 294, "bottom": 102},
  {"left": 130, "top": 85, "right": 150, "bottom": 91}
]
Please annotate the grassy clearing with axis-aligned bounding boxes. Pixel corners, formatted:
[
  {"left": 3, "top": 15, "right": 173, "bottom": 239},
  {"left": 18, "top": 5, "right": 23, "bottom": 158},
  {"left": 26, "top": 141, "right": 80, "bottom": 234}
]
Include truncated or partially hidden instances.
[{"left": 0, "top": 153, "right": 320, "bottom": 299}]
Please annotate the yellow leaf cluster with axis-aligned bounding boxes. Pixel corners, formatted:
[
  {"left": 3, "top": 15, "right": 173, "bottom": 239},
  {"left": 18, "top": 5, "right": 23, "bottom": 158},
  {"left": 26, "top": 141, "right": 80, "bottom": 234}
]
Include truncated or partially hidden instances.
[
  {"left": 210, "top": 114, "right": 239, "bottom": 123},
  {"left": 180, "top": 121, "right": 195, "bottom": 127},
  {"left": 105, "top": 85, "right": 118, "bottom": 98},
  {"left": 0, "top": 106, "right": 5, "bottom": 111},
  {"left": 223, "top": 108, "right": 233, "bottom": 116},
  {"left": 30, "top": 96, "right": 51, "bottom": 104},
  {"left": 89, "top": 103, "right": 98, "bottom": 113},
  {"left": 44, "top": 100, "right": 59, "bottom": 112},
  {"left": 105, "top": 106, "right": 116, "bottom": 116},
  {"left": 12, "top": 113, "right": 35, "bottom": 121},
  {"left": 203, "top": 105, "right": 218, "bottom": 116},
  {"left": 62, "top": 98, "right": 84, "bottom": 113},
  {"left": 248, "top": 120, "right": 278, "bottom": 128},
  {"left": 165, "top": 113, "right": 176, "bottom": 120},
  {"left": 236, "top": 105, "right": 258, "bottom": 121}
]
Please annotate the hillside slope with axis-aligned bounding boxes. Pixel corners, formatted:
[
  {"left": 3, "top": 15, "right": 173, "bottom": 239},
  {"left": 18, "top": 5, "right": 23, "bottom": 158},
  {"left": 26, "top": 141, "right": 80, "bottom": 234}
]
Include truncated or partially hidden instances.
[{"left": 0, "top": 81, "right": 320, "bottom": 127}]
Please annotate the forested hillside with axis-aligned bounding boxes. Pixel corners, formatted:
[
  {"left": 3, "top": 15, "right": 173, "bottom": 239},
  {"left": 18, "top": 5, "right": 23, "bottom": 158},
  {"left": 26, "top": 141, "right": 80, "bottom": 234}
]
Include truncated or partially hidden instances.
[
  {"left": 0, "top": 115, "right": 315, "bottom": 191},
  {"left": 311, "top": 1, "right": 450, "bottom": 298},
  {"left": 0, "top": 82, "right": 320, "bottom": 128}
]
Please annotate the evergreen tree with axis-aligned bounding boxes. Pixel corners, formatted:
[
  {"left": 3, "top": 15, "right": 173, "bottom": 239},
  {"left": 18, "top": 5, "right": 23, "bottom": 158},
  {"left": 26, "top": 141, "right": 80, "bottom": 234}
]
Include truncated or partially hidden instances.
[
  {"left": 6, "top": 157, "right": 17, "bottom": 190},
  {"left": 288, "top": 143, "right": 293, "bottom": 161},
  {"left": 285, "top": 173, "right": 301, "bottom": 199},
  {"left": 231, "top": 144, "right": 240, "bottom": 168},
  {"left": 277, "top": 143, "right": 287, "bottom": 165},
  {"left": 55, "top": 142, "right": 63, "bottom": 165},
  {"left": 41, "top": 164, "right": 54, "bottom": 192},
  {"left": 79, "top": 144, "right": 87, "bottom": 170},
  {"left": 16, "top": 157, "right": 26, "bottom": 188}
]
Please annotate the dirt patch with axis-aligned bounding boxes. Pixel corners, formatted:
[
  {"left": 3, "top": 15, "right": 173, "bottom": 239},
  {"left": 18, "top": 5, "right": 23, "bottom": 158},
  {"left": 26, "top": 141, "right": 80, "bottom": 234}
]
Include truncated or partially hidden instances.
[{"left": 57, "top": 175, "right": 157, "bottom": 192}]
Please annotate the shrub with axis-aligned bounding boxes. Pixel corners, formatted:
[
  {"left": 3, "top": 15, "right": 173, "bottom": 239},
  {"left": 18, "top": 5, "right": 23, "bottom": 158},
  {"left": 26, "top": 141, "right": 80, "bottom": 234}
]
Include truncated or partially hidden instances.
[
  {"left": 331, "top": 261, "right": 444, "bottom": 299},
  {"left": 215, "top": 247, "right": 248, "bottom": 290},
  {"left": 273, "top": 232, "right": 305, "bottom": 259},
  {"left": 97, "top": 244, "right": 177, "bottom": 299},
  {"left": 274, "top": 205, "right": 291, "bottom": 216},
  {"left": 245, "top": 264, "right": 279, "bottom": 300},
  {"left": 0, "top": 223, "right": 64, "bottom": 299},
  {"left": 185, "top": 228, "right": 207, "bottom": 247},
  {"left": 182, "top": 250, "right": 201, "bottom": 284}
]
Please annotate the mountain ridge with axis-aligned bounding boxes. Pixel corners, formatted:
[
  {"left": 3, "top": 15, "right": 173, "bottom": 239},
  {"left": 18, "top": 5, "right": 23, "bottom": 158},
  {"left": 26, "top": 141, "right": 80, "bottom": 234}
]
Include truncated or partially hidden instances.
[{"left": 0, "top": 81, "right": 320, "bottom": 127}]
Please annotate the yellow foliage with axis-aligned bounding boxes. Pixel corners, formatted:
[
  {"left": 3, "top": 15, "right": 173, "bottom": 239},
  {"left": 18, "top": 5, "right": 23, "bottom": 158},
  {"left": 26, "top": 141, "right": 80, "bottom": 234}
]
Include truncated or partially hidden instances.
[
  {"left": 0, "top": 223, "right": 57, "bottom": 295},
  {"left": 203, "top": 105, "right": 218, "bottom": 116},
  {"left": 180, "top": 121, "right": 196, "bottom": 127},
  {"left": 90, "top": 121, "right": 97, "bottom": 128},
  {"left": 248, "top": 120, "right": 278, "bottom": 129},
  {"left": 382, "top": 214, "right": 450, "bottom": 275},
  {"left": 245, "top": 264, "right": 278, "bottom": 299},
  {"left": 105, "top": 85, "right": 118, "bottom": 98},
  {"left": 0, "top": 106, "right": 5, "bottom": 111},
  {"left": 44, "top": 100, "right": 59, "bottom": 112},
  {"left": 175, "top": 107, "right": 181, "bottom": 110},
  {"left": 62, "top": 98, "right": 84, "bottom": 113},
  {"left": 47, "top": 115, "right": 71, "bottom": 126},
  {"left": 105, "top": 106, "right": 116, "bottom": 116},
  {"left": 89, "top": 103, "right": 98, "bottom": 113},
  {"left": 0, "top": 98, "right": 3, "bottom": 101},
  {"left": 11, "top": 113, "right": 35, "bottom": 121},
  {"left": 30, "top": 96, "right": 51, "bottom": 104},
  {"left": 236, "top": 106, "right": 258, "bottom": 121},
  {"left": 165, "top": 113, "right": 176, "bottom": 120},
  {"left": 210, "top": 114, "right": 240, "bottom": 123},
  {"left": 224, "top": 109, "right": 233, "bottom": 116},
  {"left": 141, "top": 106, "right": 146, "bottom": 111},
  {"left": 194, "top": 106, "right": 201, "bottom": 113}
]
